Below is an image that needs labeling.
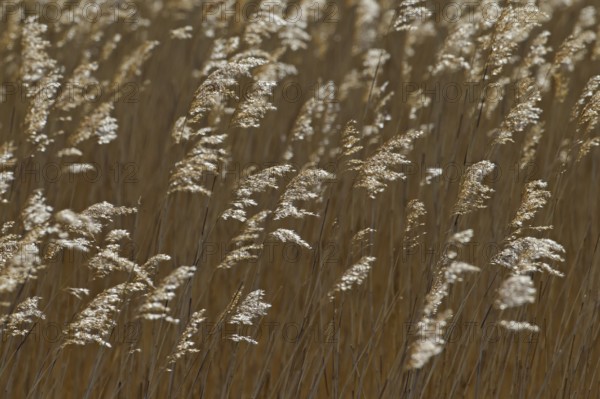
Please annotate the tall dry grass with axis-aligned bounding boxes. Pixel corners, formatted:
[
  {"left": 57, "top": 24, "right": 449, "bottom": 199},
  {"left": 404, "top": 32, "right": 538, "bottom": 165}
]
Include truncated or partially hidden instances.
[{"left": 0, "top": 0, "right": 599, "bottom": 397}]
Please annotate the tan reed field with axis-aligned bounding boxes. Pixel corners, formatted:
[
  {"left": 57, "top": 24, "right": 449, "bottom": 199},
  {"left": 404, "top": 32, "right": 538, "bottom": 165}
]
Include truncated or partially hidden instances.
[{"left": 0, "top": 0, "right": 599, "bottom": 397}]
